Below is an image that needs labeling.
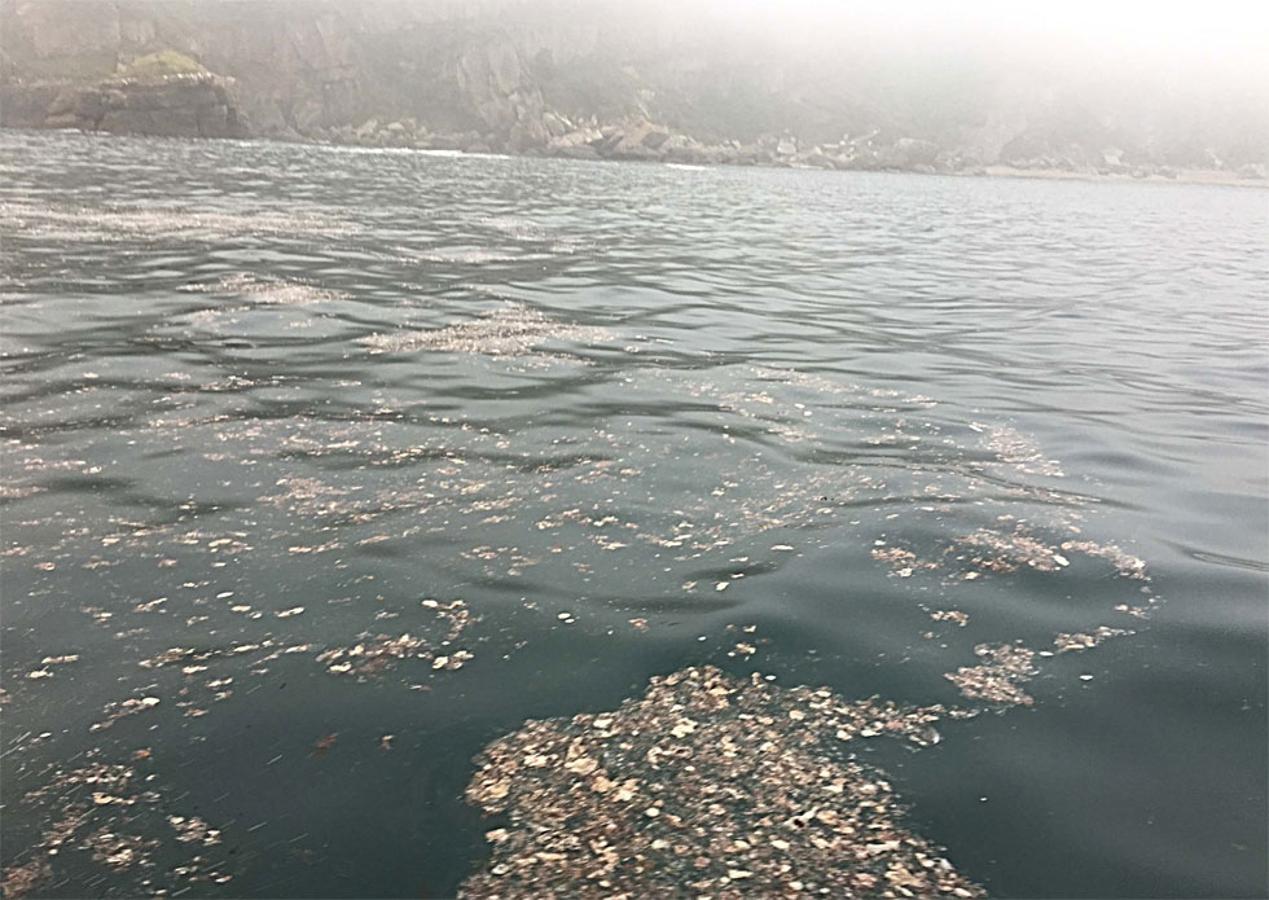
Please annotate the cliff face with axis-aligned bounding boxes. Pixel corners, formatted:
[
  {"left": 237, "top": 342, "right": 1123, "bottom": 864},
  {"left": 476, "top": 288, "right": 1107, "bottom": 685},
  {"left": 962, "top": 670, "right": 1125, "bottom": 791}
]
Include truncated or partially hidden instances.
[
  {"left": 2, "top": 0, "right": 1266, "bottom": 176},
  {"left": 1, "top": 1, "right": 562, "bottom": 142},
  {"left": 3, "top": 71, "right": 244, "bottom": 137}
]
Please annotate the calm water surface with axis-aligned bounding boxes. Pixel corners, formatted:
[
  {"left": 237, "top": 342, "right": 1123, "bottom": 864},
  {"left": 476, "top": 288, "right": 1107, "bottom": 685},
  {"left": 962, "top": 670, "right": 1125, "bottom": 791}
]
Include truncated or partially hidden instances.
[{"left": 1, "top": 131, "right": 1266, "bottom": 898}]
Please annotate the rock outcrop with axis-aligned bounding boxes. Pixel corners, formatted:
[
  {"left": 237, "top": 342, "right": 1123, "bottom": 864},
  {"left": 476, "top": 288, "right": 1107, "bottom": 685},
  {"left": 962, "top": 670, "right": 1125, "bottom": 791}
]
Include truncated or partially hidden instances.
[
  {"left": 1, "top": 41, "right": 245, "bottom": 139},
  {"left": 7, "top": 72, "right": 245, "bottom": 138}
]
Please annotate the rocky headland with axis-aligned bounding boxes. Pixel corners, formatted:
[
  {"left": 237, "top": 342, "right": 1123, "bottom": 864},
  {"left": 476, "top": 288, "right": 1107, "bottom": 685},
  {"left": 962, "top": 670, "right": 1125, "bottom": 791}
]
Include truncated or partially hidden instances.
[
  {"left": 6, "top": 65, "right": 244, "bottom": 139},
  {"left": 2, "top": 0, "right": 1266, "bottom": 184}
]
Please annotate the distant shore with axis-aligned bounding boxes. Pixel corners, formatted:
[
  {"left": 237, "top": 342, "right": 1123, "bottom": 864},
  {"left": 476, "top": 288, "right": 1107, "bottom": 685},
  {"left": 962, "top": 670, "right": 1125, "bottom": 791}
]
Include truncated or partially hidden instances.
[
  {"left": 7, "top": 125, "right": 1266, "bottom": 191},
  {"left": 977, "top": 164, "right": 1266, "bottom": 188}
]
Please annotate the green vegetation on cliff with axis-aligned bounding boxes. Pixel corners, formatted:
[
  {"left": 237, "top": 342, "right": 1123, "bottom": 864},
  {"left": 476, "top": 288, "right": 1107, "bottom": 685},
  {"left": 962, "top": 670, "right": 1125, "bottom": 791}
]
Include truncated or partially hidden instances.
[{"left": 117, "top": 50, "right": 207, "bottom": 82}]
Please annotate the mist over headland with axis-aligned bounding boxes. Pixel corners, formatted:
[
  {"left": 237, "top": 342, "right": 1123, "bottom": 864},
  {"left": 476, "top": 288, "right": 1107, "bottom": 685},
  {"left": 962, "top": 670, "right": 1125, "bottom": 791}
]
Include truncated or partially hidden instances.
[
  {"left": 3, "top": 0, "right": 1266, "bottom": 179},
  {"left": 3, "top": 1, "right": 1268, "bottom": 173}
]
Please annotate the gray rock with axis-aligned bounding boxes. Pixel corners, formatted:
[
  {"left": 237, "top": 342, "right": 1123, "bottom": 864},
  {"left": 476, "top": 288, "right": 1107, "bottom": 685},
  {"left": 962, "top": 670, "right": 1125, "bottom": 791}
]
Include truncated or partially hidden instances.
[
  {"left": 542, "top": 111, "right": 570, "bottom": 138},
  {"left": 641, "top": 128, "right": 671, "bottom": 150},
  {"left": 32, "top": 72, "right": 246, "bottom": 138},
  {"left": 548, "top": 127, "right": 602, "bottom": 153},
  {"left": 878, "top": 138, "right": 940, "bottom": 169}
]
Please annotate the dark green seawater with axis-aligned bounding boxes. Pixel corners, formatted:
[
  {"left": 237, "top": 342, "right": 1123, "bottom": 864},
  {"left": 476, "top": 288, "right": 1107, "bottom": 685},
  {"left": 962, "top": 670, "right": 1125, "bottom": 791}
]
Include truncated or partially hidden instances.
[{"left": 1, "top": 130, "right": 1266, "bottom": 898}]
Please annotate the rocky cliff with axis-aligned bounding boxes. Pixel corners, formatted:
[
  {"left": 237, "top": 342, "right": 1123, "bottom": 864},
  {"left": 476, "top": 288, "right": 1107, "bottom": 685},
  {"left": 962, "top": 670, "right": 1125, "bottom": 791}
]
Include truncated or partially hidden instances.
[
  {"left": 4, "top": 69, "right": 244, "bottom": 138},
  {"left": 2, "top": 0, "right": 1266, "bottom": 178}
]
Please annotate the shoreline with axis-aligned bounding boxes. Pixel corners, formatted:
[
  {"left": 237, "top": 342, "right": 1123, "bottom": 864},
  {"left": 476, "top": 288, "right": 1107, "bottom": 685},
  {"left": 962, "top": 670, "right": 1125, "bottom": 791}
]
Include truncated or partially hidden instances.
[
  {"left": 5, "top": 126, "right": 1266, "bottom": 189},
  {"left": 976, "top": 164, "right": 1266, "bottom": 188}
]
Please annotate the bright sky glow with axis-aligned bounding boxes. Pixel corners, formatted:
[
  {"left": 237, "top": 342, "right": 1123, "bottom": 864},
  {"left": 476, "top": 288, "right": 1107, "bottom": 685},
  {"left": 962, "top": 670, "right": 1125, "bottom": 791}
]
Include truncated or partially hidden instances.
[{"left": 708, "top": 0, "right": 1269, "bottom": 76}]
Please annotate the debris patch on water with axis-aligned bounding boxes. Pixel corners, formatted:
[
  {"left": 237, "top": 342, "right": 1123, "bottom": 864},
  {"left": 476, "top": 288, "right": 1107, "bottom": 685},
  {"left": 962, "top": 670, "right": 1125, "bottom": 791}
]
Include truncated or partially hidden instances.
[
  {"left": 945, "top": 643, "right": 1039, "bottom": 706},
  {"left": 317, "top": 599, "right": 474, "bottom": 677},
  {"left": 2, "top": 304, "right": 1160, "bottom": 897},
  {"left": 0, "top": 859, "right": 51, "bottom": 900},
  {"left": 89, "top": 696, "right": 161, "bottom": 732},
  {"left": 462, "top": 666, "right": 983, "bottom": 898},
  {"left": 975, "top": 423, "right": 1064, "bottom": 477},
  {"left": 1060, "top": 540, "right": 1150, "bottom": 580},
  {"left": 954, "top": 526, "right": 1068, "bottom": 575},
  {"left": 1054, "top": 626, "right": 1134, "bottom": 653},
  {"left": 3, "top": 757, "right": 235, "bottom": 899},
  {"left": 872, "top": 543, "right": 940, "bottom": 578}
]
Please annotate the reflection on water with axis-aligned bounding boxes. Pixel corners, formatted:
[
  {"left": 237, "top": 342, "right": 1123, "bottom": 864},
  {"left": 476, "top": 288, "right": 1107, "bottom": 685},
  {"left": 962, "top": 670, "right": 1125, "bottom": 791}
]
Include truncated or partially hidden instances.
[{"left": 1, "top": 131, "right": 1266, "bottom": 899}]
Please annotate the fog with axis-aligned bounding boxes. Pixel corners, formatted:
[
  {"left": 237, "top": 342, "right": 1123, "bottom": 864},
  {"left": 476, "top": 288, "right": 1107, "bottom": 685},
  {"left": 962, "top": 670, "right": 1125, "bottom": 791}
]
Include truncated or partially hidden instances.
[
  {"left": 2, "top": 0, "right": 1265, "bottom": 171},
  {"left": 716, "top": 0, "right": 1268, "bottom": 58},
  {"left": 611, "top": 0, "right": 1269, "bottom": 87}
]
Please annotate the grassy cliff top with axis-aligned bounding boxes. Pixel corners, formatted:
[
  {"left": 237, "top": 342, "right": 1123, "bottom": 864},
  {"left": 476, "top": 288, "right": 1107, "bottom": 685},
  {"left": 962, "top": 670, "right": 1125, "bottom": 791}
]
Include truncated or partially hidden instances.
[{"left": 117, "top": 50, "right": 207, "bottom": 81}]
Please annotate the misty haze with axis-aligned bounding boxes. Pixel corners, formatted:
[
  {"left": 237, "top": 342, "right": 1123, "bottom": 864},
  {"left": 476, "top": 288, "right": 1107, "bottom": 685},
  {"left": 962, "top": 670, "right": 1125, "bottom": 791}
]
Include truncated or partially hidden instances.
[{"left": 1, "top": 2, "right": 1266, "bottom": 899}]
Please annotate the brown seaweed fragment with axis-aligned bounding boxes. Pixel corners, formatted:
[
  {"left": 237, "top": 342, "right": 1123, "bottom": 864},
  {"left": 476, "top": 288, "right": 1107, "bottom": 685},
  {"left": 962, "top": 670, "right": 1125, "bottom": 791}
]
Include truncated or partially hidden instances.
[
  {"left": 871, "top": 543, "right": 941, "bottom": 578},
  {"left": 316, "top": 600, "right": 473, "bottom": 677},
  {"left": 945, "top": 643, "right": 1039, "bottom": 706},
  {"left": 955, "top": 526, "right": 1069, "bottom": 575},
  {"left": 1053, "top": 626, "right": 1133, "bottom": 653},
  {"left": 82, "top": 828, "right": 159, "bottom": 871},
  {"left": 1060, "top": 540, "right": 1149, "bottom": 580},
  {"left": 976, "top": 423, "right": 1064, "bottom": 477},
  {"left": 89, "top": 696, "right": 160, "bottom": 732},
  {"left": 0, "top": 859, "right": 51, "bottom": 900},
  {"left": 7, "top": 757, "right": 235, "bottom": 896}
]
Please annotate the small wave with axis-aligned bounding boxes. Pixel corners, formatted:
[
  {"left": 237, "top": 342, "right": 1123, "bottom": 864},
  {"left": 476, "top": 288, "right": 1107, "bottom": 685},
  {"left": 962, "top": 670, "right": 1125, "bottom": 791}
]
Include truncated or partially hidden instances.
[{"left": 361, "top": 303, "right": 613, "bottom": 358}]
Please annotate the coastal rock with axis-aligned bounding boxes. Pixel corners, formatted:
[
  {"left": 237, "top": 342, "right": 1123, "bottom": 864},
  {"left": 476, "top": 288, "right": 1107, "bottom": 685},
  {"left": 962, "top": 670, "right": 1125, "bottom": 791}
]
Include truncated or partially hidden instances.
[
  {"left": 541, "top": 110, "right": 570, "bottom": 138},
  {"left": 658, "top": 133, "right": 706, "bottom": 163},
  {"left": 878, "top": 137, "right": 940, "bottom": 169},
  {"left": 798, "top": 146, "right": 836, "bottom": 169},
  {"left": 1100, "top": 147, "right": 1127, "bottom": 171},
  {"left": 547, "top": 125, "right": 604, "bottom": 158},
  {"left": 455, "top": 38, "right": 548, "bottom": 150},
  {"left": 21, "top": 71, "right": 245, "bottom": 138},
  {"left": 600, "top": 120, "right": 671, "bottom": 160}
]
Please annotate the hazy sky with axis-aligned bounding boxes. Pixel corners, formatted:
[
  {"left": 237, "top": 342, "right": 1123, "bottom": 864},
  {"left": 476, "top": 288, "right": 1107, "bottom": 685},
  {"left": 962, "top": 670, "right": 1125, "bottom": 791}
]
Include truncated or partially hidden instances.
[{"left": 702, "top": 0, "right": 1269, "bottom": 78}]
